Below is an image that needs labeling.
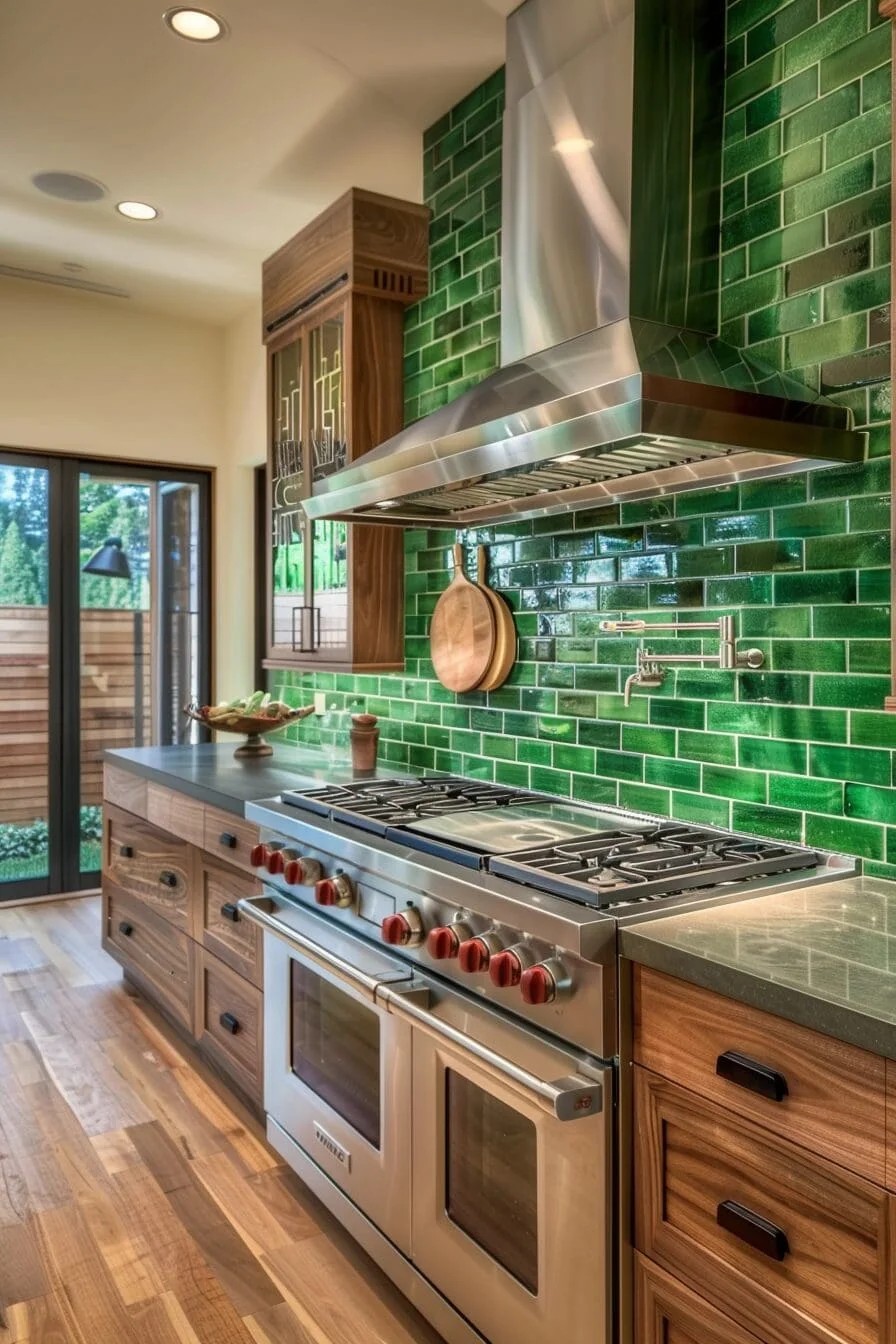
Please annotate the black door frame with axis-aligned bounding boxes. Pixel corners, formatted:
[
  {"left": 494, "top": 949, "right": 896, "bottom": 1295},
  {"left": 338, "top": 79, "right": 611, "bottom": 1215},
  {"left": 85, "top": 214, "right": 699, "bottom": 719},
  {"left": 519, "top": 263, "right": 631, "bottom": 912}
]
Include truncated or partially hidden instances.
[{"left": 0, "top": 449, "right": 211, "bottom": 902}]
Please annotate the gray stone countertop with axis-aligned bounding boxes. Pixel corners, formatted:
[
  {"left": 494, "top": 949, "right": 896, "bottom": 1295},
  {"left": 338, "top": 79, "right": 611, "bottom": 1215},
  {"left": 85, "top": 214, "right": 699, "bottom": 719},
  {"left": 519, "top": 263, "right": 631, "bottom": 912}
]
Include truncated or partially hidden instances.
[
  {"left": 621, "top": 876, "right": 896, "bottom": 1059},
  {"left": 106, "top": 744, "right": 413, "bottom": 816}
]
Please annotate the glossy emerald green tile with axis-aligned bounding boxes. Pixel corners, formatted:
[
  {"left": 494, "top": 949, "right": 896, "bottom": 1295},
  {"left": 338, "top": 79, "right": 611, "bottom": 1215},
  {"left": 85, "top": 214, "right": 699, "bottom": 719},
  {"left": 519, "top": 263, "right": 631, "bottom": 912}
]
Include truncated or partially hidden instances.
[
  {"left": 644, "top": 520, "right": 704, "bottom": 549},
  {"left": 748, "top": 215, "right": 826, "bottom": 272},
  {"left": 552, "top": 744, "right": 597, "bottom": 775},
  {"left": 598, "top": 583, "right": 649, "bottom": 611},
  {"left": 820, "top": 21, "right": 890, "bottom": 93},
  {"left": 769, "top": 773, "right": 843, "bottom": 813},
  {"left": 578, "top": 720, "right": 622, "bottom": 750},
  {"left": 785, "top": 154, "right": 875, "bottom": 227},
  {"left": 645, "top": 756, "right": 702, "bottom": 791},
  {"left": 740, "top": 671, "right": 811, "bottom": 704},
  {"left": 770, "top": 705, "right": 848, "bottom": 743},
  {"left": 814, "top": 674, "right": 891, "bottom": 709},
  {"left": 596, "top": 525, "right": 644, "bottom": 555},
  {"left": 741, "top": 476, "right": 808, "bottom": 510},
  {"left": 783, "top": 0, "right": 866, "bottom": 78},
  {"left": 571, "top": 775, "right": 618, "bottom": 806},
  {"left": 814, "top": 605, "right": 889, "bottom": 638},
  {"left": 827, "top": 185, "right": 891, "bottom": 244},
  {"left": 748, "top": 290, "right": 821, "bottom": 340},
  {"left": 785, "top": 235, "right": 872, "bottom": 298},
  {"left": 859, "top": 569, "right": 890, "bottom": 604},
  {"left": 620, "top": 724, "right": 677, "bottom": 757},
  {"left": 593, "top": 750, "right": 644, "bottom": 783},
  {"left": 721, "top": 269, "right": 782, "bottom": 318},
  {"left": 723, "top": 177, "right": 747, "bottom": 220},
  {"left": 573, "top": 666, "right": 621, "bottom": 692},
  {"left": 676, "top": 670, "right": 740, "bottom": 701},
  {"left": 703, "top": 764, "right": 767, "bottom": 803},
  {"left": 529, "top": 766, "right": 570, "bottom": 796},
  {"left": 847, "top": 494, "right": 891, "bottom": 537},
  {"left": 726, "top": 122, "right": 784, "bottom": 180},
  {"left": 481, "top": 732, "right": 515, "bottom": 761},
  {"left": 728, "top": 50, "right": 785, "bottom": 111},
  {"left": 619, "top": 553, "right": 670, "bottom": 580},
  {"left": 810, "top": 743, "right": 892, "bottom": 785},
  {"left": 731, "top": 802, "right": 804, "bottom": 842},
  {"left": 678, "top": 730, "right": 736, "bottom": 765},
  {"left": 774, "top": 499, "right": 848, "bottom": 537},
  {"left": 648, "top": 697, "right": 706, "bottom": 731},
  {"left": 747, "top": 0, "right": 820, "bottom": 63},
  {"left": 786, "top": 314, "right": 867, "bottom": 367},
  {"left": 735, "top": 540, "right": 803, "bottom": 572},
  {"left": 848, "top": 641, "right": 890, "bottom": 675},
  {"left": 851, "top": 712, "right": 896, "bottom": 749},
  {"left": 775, "top": 570, "right": 857, "bottom": 604},
  {"left": 863, "top": 62, "right": 891, "bottom": 111},
  {"left": 672, "top": 791, "right": 732, "bottom": 827},
  {"left": 805, "top": 812, "right": 884, "bottom": 859},
  {"left": 556, "top": 691, "right": 598, "bottom": 717},
  {"left": 494, "top": 761, "right": 530, "bottom": 788},
  {"left": 722, "top": 246, "right": 748, "bottom": 285},
  {"left": 744, "top": 66, "right": 818, "bottom": 136},
  {"left": 706, "top": 576, "right": 773, "bottom": 606},
  {"left": 783, "top": 81, "right": 861, "bottom": 150},
  {"left": 825, "top": 266, "right": 891, "bottom": 325},
  {"left": 618, "top": 783, "right": 671, "bottom": 816},
  {"left": 704, "top": 511, "right": 771, "bottom": 543},
  {"left": 739, "top": 736, "right": 808, "bottom": 772},
  {"left": 675, "top": 485, "right": 742, "bottom": 517},
  {"left": 670, "top": 547, "right": 735, "bottom": 579},
  {"left": 596, "top": 693, "right": 649, "bottom": 723},
  {"left": 772, "top": 639, "right": 846, "bottom": 672},
  {"left": 707, "top": 701, "right": 774, "bottom": 735}
]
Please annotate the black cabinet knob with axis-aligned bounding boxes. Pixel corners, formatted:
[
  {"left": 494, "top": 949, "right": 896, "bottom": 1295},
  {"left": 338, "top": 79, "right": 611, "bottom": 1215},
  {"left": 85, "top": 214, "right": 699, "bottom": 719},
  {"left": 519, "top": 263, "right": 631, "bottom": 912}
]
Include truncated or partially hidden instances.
[
  {"left": 717, "top": 1200, "right": 789, "bottom": 1261},
  {"left": 159, "top": 870, "right": 178, "bottom": 888},
  {"left": 220, "top": 902, "right": 240, "bottom": 922},
  {"left": 219, "top": 832, "right": 238, "bottom": 849},
  {"left": 118, "top": 921, "right": 134, "bottom": 937},
  {"left": 219, "top": 1012, "right": 240, "bottom": 1035},
  {"left": 119, "top": 844, "right": 135, "bottom": 858},
  {"left": 716, "top": 1050, "right": 788, "bottom": 1102}
]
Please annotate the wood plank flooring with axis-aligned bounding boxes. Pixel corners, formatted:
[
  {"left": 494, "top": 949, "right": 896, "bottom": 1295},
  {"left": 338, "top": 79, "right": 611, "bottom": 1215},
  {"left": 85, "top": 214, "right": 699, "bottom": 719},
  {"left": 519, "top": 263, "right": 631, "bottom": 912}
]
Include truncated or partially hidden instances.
[{"left": 0, "top": 896, "right": 444, "bottom": 1344}]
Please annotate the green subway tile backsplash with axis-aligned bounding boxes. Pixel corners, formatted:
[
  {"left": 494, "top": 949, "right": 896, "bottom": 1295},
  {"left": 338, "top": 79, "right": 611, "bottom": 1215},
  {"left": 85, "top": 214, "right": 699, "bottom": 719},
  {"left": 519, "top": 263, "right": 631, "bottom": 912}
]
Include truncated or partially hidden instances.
[{"left": 271, "top": 11, "right": 894, "bottom": 866}]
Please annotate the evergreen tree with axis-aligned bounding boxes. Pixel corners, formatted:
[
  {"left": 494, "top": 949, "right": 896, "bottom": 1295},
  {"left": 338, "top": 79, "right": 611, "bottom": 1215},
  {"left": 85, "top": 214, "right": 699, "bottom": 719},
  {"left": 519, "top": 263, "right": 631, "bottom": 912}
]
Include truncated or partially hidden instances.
[{"left": 0, "top": 521, "right": 41, "bottom": 606}]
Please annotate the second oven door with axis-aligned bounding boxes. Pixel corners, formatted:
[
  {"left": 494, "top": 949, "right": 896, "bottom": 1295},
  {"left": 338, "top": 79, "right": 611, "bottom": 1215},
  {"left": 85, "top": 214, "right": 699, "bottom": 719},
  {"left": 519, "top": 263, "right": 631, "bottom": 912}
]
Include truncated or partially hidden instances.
[
  {"left": 260, "top": 899, "right": 414, "bottom": 1253},
  {"left": 404, "top": 993, "right": 612, "bottom": 1344}
]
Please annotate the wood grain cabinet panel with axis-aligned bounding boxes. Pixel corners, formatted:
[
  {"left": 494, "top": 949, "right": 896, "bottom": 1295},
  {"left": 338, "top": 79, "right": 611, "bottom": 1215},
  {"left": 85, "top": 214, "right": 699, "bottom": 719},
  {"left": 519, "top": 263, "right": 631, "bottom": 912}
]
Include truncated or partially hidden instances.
[
  {"left": 197, "top": 856, "right": 262, "bottom": 987},
  {"left": 634, "top": 1252, "right": 774, "bottom": 1344},
  {"left": 633, "top": 965, "right": 887, "bottom": 1185},
  {"left": 194, "top": 948, "right": 263, "bottom": 1103},
  {"left": 201, "top": 804, "right": 260, "bottom": 876},
  {"left": 145, "top": 782, "right": 206, "bottom": 847},
  {"left": 887, "top": 1060, "right": 896, "bottom": 1192},
  {"left": 103, "top": 805, "right": 192, "bottom": 932},
  {"left": 634, "top": 1066, "right": 896, "bottom": 1344},
  {"left": 103, "top": 763, "right": 148, "bottom": 818},
  {"left": 103, "top": 882, "right": 193, "bottom": 1031}
]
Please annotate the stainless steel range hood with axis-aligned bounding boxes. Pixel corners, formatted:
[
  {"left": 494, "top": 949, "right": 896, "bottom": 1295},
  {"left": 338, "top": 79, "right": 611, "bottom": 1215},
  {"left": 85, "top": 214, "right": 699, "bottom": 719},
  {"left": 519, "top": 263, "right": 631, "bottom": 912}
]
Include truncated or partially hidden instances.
[{"left": 303, "top": 0, "right": 866, "bottom": 529}]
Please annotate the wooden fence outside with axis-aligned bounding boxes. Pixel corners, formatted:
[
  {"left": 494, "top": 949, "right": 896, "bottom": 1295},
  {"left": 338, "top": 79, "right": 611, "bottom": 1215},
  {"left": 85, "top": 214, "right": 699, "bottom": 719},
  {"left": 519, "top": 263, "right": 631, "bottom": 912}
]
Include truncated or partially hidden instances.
[{"left": 0, "top": 606, "right": 151, "bottom": 825}]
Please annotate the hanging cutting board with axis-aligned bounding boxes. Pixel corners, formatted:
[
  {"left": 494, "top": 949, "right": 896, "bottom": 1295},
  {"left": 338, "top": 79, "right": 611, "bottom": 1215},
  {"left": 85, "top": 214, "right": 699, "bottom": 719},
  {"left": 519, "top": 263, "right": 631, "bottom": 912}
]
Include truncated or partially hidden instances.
[
  {"left": 475, "top": 545, "right": 517, "bottom": 691},
  {"left": 430, "top": 543, "right": 496, "bottom": 692}
]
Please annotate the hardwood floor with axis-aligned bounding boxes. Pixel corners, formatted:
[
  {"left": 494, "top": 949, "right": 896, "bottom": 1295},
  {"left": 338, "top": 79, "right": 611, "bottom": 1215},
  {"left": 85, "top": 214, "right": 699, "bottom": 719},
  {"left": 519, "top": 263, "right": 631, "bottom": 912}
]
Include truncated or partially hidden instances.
[{"left": 0, "top": 896, "right": 444, "bottom": 1344}]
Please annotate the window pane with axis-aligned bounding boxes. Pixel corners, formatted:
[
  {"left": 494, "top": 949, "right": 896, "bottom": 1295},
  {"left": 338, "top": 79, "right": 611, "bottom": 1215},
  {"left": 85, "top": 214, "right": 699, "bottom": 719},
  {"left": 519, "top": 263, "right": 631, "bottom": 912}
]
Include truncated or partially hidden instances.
[
  {"left": 271, "top": 337, "right": 306, "bottom": 649},
  {"left": 290, "top": 960, "right": 381, "bottom": 1148},
  {"left": 445, "top": 1069, "right": 539, "bottom": 1293}
]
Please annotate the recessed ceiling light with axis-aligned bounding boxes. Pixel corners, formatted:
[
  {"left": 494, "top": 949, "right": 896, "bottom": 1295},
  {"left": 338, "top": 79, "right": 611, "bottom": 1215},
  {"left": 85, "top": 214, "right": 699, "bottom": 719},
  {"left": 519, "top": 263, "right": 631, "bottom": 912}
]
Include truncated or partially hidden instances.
[
  {"left": 32, "top": 171, "right": 107, "bottom": 202},
  {"left": 116, "top": 201, "right": 160, "bottom": 221},
  {"left": 553, "top": 137, "right": 594, "bottom": 156},
  {"left": 163, "top": 7, "right": 227, "bottom": 40}
]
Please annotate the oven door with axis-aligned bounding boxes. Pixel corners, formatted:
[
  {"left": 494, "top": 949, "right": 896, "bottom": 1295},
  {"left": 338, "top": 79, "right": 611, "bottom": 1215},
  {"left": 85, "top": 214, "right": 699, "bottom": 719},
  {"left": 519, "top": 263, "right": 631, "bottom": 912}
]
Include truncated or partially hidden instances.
[
  {"left": 380, "top": 980, "right": 612, "bottom": 1344},
  {"left": 238, "top": 892, "right": 415, "bottom": 1253}
]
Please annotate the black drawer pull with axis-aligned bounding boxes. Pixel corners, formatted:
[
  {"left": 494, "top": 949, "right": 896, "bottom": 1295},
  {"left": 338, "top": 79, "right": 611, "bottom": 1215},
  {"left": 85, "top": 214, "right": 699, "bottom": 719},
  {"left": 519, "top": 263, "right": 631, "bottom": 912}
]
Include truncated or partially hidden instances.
[
  {"left": 219, "top": 832, "right": 238, "bottom": 849},
  {"left": 118, "top": 921, "right": 134, "bottom": 937},
  {"left": 219, "top": 1012, "right": 240, "bottom": 1034},
  {"left": 119, "top": 844, "right": 134, "bottom": 859},
  {"left": 220, "top": 902, "right": 240, "bottom": 922},
  {"left": 717, "top": 1200, "right": 789, "bottom": 1261},
  {"left": 716, "top": 1050, "right": 788, "bottom": 1102},
  {"left": 159, "top": 870, "right": 178, "bottom": 888}
]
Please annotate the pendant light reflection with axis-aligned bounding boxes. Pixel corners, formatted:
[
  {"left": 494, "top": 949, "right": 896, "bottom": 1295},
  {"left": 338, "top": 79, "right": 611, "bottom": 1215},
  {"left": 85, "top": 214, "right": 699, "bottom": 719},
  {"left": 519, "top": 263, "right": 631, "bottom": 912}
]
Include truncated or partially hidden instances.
[{"left": 82, "top": 536, "right": 132, "bottom": 581}]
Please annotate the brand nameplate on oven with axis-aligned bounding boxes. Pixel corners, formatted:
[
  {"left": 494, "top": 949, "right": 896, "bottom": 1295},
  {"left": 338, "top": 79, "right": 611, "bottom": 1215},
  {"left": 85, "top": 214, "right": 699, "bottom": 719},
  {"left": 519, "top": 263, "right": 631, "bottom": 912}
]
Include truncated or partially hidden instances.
[{"left": 314, "top": 1122, "right": 351, "bottom": 1171}]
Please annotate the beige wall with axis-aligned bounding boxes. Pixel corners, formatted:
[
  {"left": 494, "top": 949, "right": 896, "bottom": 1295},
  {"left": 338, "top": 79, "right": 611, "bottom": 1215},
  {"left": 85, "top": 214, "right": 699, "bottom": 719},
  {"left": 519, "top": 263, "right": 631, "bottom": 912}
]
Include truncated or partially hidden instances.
[{"left": 0, "top": 276, "right": 266, "bottom": 695}]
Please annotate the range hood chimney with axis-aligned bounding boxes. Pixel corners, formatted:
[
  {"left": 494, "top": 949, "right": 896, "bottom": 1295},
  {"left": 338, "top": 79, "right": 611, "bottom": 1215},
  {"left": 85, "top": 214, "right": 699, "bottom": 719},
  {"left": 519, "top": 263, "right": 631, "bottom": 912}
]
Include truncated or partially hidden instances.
[{"left": 303, "top": 0, "right": 866, "bottom": 529}]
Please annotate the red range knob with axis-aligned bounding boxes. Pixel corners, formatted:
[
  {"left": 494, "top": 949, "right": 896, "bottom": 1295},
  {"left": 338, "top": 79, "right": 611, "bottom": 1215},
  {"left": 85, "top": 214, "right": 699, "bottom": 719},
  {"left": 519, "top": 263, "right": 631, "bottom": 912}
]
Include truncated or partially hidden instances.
[
  {"left": 266, "top": 849, "right": 285, "bottom": 875},
  {"left": 382, "top": 913, "right": 413, "bottom": 945},
  {"left": 427, "top": 926, "right": 460, "bottom": 960},
  {"left": 285, "top": 856, "right": 323, "bottom": 886},
  {"left": 520, "top": 963, "right": 557, "bottom": 1005},
  {"left": 458, "top": 937, "right": 490, "bottom": 973},
  {"left": 315, "top": 874, "right": 354, "bottom": 908},
  {"left": 489, "top": 950, "right": 524, "bottom": 988},
  {"left": 250, "top": 843, "right": 267, "bottom": 867}
]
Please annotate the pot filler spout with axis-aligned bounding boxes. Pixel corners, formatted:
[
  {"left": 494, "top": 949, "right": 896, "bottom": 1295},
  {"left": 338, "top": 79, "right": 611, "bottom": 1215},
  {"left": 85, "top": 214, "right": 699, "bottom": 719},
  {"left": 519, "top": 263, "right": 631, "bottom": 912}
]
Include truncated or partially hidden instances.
[{"left": 302, "top": 0, "right": 866, "bottom": 530}]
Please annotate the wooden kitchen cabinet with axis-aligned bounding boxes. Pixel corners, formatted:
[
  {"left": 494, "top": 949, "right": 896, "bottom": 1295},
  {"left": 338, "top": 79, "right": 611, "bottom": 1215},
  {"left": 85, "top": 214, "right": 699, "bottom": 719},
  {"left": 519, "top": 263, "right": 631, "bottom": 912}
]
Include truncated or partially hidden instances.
[
  {"left": 263, "top": 188, "right": 429, "bottom": 672},
  {"left": 102, "top": 764, "right": 264, "bottom": 1107},
  {"left": 631, "top": 963, "right": 896, "bottom": 1344}
]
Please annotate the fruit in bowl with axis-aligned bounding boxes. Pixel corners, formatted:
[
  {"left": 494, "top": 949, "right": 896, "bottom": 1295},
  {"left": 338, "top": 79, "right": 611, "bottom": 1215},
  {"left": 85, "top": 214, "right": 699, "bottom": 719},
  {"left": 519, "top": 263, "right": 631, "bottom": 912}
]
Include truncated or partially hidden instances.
[{"left": 185, "top": 692, "right": 314, "bottom": 757}]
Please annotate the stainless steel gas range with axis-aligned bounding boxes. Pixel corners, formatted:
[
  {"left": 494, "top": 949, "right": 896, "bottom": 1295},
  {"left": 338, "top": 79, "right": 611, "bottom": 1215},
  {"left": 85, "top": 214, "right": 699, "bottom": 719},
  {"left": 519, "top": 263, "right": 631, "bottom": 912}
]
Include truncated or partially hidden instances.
[{"left": 238, "top": 777, "right": 853, "bottom": 1344}]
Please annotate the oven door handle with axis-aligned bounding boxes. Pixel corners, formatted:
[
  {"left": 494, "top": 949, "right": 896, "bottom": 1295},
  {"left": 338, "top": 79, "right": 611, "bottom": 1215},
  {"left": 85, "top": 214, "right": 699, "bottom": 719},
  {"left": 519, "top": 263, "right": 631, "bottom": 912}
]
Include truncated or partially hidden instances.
[
  {"left": 236, "top": 896, "right": 412, "bottom": 1002},
  {"left": 378, "top": 983, "right": 604, "bottom": 1123}
]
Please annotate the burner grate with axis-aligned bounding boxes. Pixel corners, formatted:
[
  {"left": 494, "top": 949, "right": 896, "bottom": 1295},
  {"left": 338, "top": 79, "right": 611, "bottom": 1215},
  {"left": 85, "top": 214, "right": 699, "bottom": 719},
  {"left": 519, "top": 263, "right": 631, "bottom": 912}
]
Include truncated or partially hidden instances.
[{"left": 281, "top": 776, "right": 535, "bottom": 835}]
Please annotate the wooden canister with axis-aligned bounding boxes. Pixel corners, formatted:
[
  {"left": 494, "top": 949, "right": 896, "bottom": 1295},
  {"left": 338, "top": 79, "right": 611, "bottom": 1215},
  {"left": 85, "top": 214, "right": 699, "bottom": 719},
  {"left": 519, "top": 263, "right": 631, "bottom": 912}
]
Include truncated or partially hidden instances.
[{"left": 351, "top": 713, "right": 379, "bottom": 776}]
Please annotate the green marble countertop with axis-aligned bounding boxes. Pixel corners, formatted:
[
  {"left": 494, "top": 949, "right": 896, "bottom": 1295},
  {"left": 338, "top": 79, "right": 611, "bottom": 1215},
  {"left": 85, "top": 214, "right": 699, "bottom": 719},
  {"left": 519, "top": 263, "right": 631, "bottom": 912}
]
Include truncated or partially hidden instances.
[
  {"left": 621, "top": 876, "right": 896, "bottom": 1060},
  {"left": 106, "top": 744, "right": 413, "bottom": 816}
]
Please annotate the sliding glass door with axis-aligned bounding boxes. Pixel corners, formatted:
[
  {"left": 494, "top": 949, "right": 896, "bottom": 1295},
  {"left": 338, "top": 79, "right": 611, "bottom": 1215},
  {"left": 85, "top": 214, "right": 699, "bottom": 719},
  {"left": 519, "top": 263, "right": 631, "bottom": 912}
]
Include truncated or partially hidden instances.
[{"left": 0, "top": 452, "right": 210, "bottom": 901}]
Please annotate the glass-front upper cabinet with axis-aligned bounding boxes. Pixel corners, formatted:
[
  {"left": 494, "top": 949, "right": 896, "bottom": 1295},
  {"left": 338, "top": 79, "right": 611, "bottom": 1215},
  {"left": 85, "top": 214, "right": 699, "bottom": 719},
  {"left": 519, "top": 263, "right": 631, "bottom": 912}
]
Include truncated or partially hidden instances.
[{"left": 262, "top": 187, "right": 431, "bottom": 671}]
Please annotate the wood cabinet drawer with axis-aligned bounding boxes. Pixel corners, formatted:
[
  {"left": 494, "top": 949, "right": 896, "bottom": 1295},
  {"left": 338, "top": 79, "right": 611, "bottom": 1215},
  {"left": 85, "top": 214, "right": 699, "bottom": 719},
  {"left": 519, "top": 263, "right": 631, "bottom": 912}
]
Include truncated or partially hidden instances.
[
  {"left": 104, "top": 883, "right": 192, "bottom": 1031},
  {"left": 633, "top": 965, "right": 887, "bottom": 1184},
  {"left": 145, "top": 782, "right": 205, "bottom": 847},
  {"left": 103, "top": 806, "right": 192, "bottom": 932},
  {"left": 194, "top": 949, "right": 263, "bottom": 1102},
  {"left": 103, "top": 764, "right": 148, "bottom": 818},
  {"left": 635, "top": 1067, "right": 896, "bottom": 1344},
  {"left": 634, "top": 1252, "right": 771, "bottom": 1344},
  {"left": 202, "top": 804, "right": 260, "bottom": 875},
  {"left": 198, "top": 856, "right": 262, "bottom": 988}
]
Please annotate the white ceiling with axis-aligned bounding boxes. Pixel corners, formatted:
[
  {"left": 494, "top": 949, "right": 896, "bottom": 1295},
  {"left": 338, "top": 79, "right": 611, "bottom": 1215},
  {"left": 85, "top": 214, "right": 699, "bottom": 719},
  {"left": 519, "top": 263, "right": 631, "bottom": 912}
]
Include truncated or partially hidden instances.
[{"left": 0, "top": 0, "right": 511, "bottom": 322}]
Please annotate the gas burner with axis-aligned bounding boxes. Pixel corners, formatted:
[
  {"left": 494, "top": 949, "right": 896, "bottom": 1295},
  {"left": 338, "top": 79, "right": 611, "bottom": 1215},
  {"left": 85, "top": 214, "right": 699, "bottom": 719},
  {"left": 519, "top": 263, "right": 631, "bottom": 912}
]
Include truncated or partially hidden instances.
[{"left": 281, "top": 776, "right": 535, "bottom": 837}]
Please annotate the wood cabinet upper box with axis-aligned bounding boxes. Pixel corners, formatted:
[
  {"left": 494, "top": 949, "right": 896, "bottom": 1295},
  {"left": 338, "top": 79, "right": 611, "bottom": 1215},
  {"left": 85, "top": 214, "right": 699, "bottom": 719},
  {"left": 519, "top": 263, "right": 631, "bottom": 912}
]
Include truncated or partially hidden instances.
[{"left": 262, "top": 187, "right": 430, "bottom": 338}]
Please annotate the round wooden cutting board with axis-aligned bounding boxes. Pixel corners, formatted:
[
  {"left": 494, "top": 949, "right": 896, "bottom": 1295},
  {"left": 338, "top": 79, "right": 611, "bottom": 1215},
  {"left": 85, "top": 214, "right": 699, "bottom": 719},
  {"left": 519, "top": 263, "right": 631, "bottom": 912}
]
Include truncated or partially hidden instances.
[
  {"left": 430, "top": 543, "right": 496, "bottom": 692},
  {"left": 475, "top": 545, "right": 517, "bottom": 691}
]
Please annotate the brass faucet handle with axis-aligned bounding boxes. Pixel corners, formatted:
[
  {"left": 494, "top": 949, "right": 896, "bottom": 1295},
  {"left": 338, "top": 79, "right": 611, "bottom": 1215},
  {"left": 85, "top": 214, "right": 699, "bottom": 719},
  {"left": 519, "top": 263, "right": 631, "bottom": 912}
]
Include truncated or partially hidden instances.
[{"left": 599, "top": 619, "right": 647, "bottom": 633}]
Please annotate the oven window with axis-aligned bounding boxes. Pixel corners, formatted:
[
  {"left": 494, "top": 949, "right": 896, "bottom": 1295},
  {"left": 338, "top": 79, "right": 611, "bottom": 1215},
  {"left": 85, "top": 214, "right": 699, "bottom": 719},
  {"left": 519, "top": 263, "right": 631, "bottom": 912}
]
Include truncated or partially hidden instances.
[
  {"left": 445, "top": 1068, "right": 538, "bottom": 1293},
  {"left": 290, "top": 960, "right": 381, "bottom": 1149}
]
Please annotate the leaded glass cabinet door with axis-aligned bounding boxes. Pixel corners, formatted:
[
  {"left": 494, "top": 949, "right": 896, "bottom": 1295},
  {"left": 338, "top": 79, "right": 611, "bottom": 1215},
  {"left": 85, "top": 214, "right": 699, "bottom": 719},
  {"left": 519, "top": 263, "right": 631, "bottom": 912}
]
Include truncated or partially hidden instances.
[
  {"left": 269, "top": 333, "right": 309, "bottom": 657},
  {"left": 308, "top": 309, "right": 350, "bottom": 657}
]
